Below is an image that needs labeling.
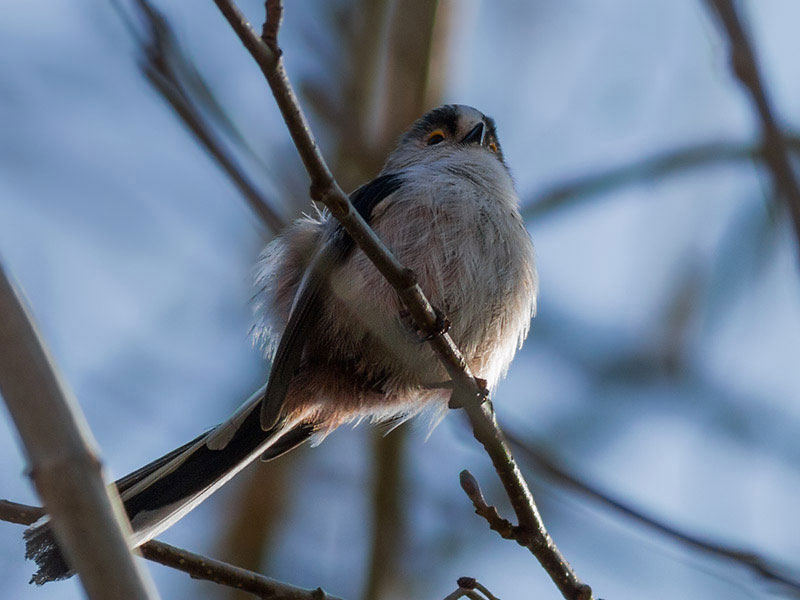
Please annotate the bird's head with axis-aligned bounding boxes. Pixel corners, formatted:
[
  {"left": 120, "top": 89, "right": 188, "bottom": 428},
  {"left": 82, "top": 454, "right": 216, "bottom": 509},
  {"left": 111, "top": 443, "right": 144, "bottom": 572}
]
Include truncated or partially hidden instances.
[{"left": 383, "top": 104, "right": 505, "bottom": 171}]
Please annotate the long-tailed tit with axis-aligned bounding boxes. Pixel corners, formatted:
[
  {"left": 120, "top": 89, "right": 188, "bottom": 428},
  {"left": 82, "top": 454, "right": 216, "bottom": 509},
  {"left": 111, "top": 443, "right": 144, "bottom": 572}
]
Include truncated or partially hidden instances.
[{"left": 25, "top": 104, "right": 537, "bottom": 583}]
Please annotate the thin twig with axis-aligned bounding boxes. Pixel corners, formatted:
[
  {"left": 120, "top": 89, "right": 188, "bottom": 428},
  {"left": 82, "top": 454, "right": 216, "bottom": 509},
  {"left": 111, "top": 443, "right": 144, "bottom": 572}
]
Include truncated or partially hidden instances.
[
  {"left": 522, "top": 136, "right": 800, "bottom": 220},
  {"left": 210, "top": 2, "right": 592, "bottom": 598},
  {"left": 441, "top": 590, "right": 484, "bottom": 600},
  {"left": 503, "top": 431, "right": 800, "bottom": 596},
  {"left": 457, "top": 577, "right": 501, "bottom": 600},
  {"left": 705, "top": 0, "right": 800, "bottom": 260},
  {"left": 0, "top": 267, "right": 159, "bottom": 599},
  {"left": 140, "top": 541, "right": 342, "bottom": 600},
  {"left": 470, "top": 580, "right": 501, "bottom": 600},
  {"left": 0, "top": 499, "right": 344, "bottom": 600},
  {"left": 441, "top": 577, "right": 500, "bottom": 600}
]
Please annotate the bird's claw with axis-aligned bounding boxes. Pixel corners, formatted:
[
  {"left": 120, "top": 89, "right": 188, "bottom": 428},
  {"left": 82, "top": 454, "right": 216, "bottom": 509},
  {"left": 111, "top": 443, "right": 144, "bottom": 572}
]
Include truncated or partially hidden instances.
[
  {"left": 400, "top": 305, "right": 451, "bottom": 342},
  {"left": 447, "top": 377, "right": 489, "bottom": 409},
  {"left": 419, "top": 306, "right": 451, "bottom": 342},
  {"left": 475, "top": 377, "right": 489, "bottom": 399}
]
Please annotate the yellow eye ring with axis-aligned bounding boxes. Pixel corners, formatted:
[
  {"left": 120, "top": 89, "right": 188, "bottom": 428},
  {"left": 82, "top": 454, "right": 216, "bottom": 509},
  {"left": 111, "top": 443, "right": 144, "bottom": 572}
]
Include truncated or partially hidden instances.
[
  {"left": 426, "top": 129, "right": 446, "bottom": 145},
  {"left": 488, "top": 142, "right": 498, "bottom": 153}
]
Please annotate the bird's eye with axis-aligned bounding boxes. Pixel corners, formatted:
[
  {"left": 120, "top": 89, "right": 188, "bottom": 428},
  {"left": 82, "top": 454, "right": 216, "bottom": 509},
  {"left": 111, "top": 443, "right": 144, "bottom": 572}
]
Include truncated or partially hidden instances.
[
  {"left": 488, "top": 142, "right": 498, "bottom": 153},
  {"left": 426, "top": 129, "right": 445, "bottom": 145}
]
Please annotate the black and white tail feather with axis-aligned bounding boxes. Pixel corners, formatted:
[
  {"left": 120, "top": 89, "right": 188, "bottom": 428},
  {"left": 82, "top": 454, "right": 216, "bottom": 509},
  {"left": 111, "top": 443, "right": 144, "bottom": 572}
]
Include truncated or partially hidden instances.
[{"left": 23, "top": 387, "right": 317, "bottom": 584}]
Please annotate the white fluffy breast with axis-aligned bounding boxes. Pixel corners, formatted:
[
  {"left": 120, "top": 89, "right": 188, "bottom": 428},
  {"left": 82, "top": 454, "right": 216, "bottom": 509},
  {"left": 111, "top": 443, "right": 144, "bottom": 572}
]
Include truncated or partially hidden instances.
[{"left": 325, "top": 149, "right": 537, "bottom": 391}]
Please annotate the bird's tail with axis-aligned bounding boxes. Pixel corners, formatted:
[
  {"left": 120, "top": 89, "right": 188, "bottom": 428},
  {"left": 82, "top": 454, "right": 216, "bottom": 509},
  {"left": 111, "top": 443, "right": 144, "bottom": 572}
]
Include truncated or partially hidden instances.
[{"left": 23, "top": 388, "right": 314, "bottom": 585}]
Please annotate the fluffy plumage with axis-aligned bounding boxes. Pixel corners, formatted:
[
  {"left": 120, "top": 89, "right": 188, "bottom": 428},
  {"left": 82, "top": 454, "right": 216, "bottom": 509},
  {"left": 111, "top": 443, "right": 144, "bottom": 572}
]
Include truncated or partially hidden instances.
[
  {"left": 23, "top": 104, "right": 537, "bottom": 584},
  {"left": 254, "top": 104, "right": 536, "bottom": 435}
]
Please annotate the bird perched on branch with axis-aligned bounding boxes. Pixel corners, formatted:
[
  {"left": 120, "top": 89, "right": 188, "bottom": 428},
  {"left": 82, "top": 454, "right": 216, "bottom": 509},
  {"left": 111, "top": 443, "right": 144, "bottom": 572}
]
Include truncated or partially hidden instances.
[{"left": 24, "top": 104, "right": 537, "bottom": 584}]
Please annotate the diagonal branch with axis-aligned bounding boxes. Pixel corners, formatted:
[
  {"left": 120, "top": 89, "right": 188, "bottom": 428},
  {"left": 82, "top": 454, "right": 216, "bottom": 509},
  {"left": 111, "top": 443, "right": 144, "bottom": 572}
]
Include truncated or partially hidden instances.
[
  {"left": 503, "top": 431, "right": 800, "bottom": 596},
  {"left": 0, "top": 267, "right": 159, "bottom": 599},
  {"left": 0, "top": 500, "right": 345, "bottom": 600},
  {"left": 210, "top": 1, "right": 591, "bottom": 598},
  {"left": 705, "top": 0, "right": 800, "bottom": 260}
]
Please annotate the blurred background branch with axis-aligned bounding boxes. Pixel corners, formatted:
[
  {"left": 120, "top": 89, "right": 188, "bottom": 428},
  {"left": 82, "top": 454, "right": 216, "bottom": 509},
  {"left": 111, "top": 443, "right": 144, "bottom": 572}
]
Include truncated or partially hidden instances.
[
  {"left": 109, "top": 8, "right": 298, "bottom": 594},
  {"left": 704, "top": 0, "right": 800, "bottom": 262},
  {"left": 522, "top": 135, "right": 800, "bottom": 220},
  {"left": 112, "top": 0, "right": 287, "bottom": 233},
  {"left": 503, "top": 430, "right": 800, "bottom": 596}
]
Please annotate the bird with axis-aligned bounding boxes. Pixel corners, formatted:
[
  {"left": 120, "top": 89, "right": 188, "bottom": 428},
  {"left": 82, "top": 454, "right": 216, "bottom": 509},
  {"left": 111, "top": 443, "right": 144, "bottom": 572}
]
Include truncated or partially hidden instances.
[{"left": 23, "top": 104, "right": 538, "bottom": 584}]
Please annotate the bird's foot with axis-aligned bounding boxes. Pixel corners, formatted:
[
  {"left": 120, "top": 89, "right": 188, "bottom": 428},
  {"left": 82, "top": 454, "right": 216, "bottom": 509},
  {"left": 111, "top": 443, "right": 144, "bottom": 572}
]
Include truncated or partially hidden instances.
[
  {"left": 400, "top": 305, "right": 451, "bottom": 342},
  {"left": 423, "top": 306, "right": 451, "bottom": 341},
  {"left": 423, "top": 377, "right": 489, "bottom": 409}
]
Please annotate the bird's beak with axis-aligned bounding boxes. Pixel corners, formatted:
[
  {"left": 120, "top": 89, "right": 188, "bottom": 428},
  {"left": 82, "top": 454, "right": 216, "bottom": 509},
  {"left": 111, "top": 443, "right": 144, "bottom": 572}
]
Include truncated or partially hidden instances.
[{"left": 461, "top": 122, "right": 485, "bottom": 145}]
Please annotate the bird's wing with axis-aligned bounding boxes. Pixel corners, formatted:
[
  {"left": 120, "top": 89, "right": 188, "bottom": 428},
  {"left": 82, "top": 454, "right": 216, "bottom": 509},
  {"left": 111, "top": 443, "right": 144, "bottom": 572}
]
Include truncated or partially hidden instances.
[{"left": 259, "top": 172, "right": 404, "bottom": 430}]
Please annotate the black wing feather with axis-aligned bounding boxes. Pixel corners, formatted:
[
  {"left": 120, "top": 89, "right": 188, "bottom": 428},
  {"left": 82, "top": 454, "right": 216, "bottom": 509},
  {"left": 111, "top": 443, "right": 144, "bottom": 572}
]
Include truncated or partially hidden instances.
[{"left": 258, "top": 173, "right": 403, "bottom": 430}]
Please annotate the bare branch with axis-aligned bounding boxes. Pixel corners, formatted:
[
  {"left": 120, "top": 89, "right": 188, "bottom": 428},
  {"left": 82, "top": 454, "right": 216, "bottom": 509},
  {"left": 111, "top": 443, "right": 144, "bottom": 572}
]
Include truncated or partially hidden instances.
[
  {"left": 0, "top": 499, "right": 344, "bottom": 600},
  {"left": 522, "top": 136, "right": 800, "bottom": 221},
  {"left": 504, "top": 431, "right": 800, "bottom": 596},
  {"left": 140, "top": 541, "right": 343, "bottom": 600},
  {"left": 210, "top": 2, "right": 592, "bottom": 598},
  {"left": 0, "top": 267, "right": 159, "bottom": 599},
  {"left": 705, "top": 0, "right": 800, "bottom": 260}
]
